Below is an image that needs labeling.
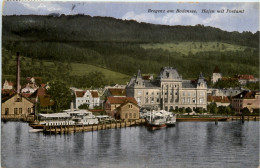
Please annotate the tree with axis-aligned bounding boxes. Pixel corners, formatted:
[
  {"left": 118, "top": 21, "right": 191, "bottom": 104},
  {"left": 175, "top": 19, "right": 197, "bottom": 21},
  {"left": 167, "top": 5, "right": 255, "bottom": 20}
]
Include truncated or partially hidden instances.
[
  {"left": 78, "top": 103, "right": 89, "bottom": 109},
  {"left": 224, "top": 106, "right": 232, "bottom": 116},
  {"left": 47, "top": 80, "right": 72, "bottom": 112},
  {"left": 179, "top": 107, "right": 185, "bottom": 114},
  {"left": 241, "top": 107, "right": 251, "bottom": 116},
  {"left": 185, "top": 107, "right": 192, "bottom": 115}
]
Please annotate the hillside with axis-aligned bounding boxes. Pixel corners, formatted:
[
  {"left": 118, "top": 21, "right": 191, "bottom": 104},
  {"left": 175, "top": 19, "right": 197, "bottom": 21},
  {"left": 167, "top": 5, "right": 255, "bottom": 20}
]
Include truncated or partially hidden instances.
[
  {"left": 2, "top": 15, "right": 259, "bottom": 86},
  {"left": 2, "top": 15, "right": 259, "bottom": 47}
]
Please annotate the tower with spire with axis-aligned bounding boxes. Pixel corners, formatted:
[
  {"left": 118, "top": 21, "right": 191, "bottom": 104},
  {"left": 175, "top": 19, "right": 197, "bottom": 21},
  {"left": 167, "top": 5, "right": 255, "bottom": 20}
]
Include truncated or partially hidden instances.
[{"left": 211, "top": 66, "right": 222, "bottom": 84}]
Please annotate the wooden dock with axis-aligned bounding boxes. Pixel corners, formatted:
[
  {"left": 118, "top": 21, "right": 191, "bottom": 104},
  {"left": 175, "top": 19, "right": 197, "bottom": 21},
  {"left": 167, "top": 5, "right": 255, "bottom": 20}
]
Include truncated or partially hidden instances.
[{"left": 43, "top": 119, "right": 146, "bottom": 134}]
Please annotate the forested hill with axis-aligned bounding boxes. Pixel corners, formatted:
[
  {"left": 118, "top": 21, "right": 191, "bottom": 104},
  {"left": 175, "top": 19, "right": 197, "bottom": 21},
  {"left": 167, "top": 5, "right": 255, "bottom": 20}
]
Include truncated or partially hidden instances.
[{"left": 2, "top": 15, "right": 259, "bottom": 47}]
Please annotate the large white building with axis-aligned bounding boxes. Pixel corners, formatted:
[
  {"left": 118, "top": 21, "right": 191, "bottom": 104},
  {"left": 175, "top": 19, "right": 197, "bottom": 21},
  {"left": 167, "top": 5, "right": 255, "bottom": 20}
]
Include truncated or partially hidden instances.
[
  {"left": 126, "top": 67, "right": 207, "bottom": 111},
  {"left": 75, "top": 90, "right": 100, "bottom": 109}
]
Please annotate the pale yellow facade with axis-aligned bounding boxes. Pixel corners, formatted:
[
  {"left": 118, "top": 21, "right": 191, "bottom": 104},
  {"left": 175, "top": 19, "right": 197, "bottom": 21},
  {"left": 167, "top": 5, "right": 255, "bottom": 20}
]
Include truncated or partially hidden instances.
[{"left": 2, "top": 94, "right": 34, "bottom": 116}]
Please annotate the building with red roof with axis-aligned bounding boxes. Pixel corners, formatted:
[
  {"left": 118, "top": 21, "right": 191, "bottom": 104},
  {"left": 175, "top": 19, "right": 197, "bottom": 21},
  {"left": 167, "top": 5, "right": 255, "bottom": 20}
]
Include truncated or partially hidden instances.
[
  {"left": 105, "top": 97, "right": 139, "bottom": 119},
  {"left": 237, "top": 75, "right": 258, "bottom": 85},
  {"left": 2, "top": 80, "right": 13, "bottom": 90},
  {"left": 207, "top": 95, "right": 230, "bottom": 107},
  {"left": 75, "top": 90, "right": 100, "bottom": 109}
]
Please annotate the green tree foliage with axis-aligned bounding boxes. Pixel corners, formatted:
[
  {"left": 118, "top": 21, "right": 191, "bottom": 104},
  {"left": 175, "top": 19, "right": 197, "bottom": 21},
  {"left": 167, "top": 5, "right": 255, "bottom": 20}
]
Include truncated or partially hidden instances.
[
  {"left": 185, "top": 107, "right": 192, "bottom": 115},
  {"left": 47, "top": 80, "right": 72, "bottom": 112},
  {"left": 252, "top": 109, "right": 259, "bottom": 115},
  {"left": 207, "top": 103, "right": 218, "bottom": 114},
  {"left": 241, "top": 107, "right": 251, "bottom": 115},
  {"left": 78, "top": 103, "right": 89, "bottom": 109},
  {"left": 245, "top": 82, "right": 259, "bottom": 90},
  {"left": 213, "top": 79, "right": 240, "bottom": 89}
]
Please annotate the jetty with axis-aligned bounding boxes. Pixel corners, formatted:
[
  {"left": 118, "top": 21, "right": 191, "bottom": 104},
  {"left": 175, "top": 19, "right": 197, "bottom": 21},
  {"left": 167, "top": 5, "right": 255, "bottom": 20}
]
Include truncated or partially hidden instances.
[{"left": 42, "top": 119, "right": 146, "bottom": 134}]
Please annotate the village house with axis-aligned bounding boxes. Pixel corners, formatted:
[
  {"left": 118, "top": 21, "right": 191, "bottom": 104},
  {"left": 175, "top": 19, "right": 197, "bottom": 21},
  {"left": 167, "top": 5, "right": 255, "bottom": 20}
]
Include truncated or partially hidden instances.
[
  {"left": 2, "top": 80, "right": 13, "bottom": 90},
  {"left": 75, "top": 90, "right": 100, "bottom": 109},
  {"left": 106, "top": 88, "right": 126, "bottom": 97},
  {"left": 2, "top": 93, "right": 34, "bottom": 117},
  {"left": 105, "top": 97, "right": 139, "bottom": 120},
  {"left": 21, "top": 77, "right": 39, "bottom": 94},
  {"left": 237, "top": 75, "right": 258, "bottom": 85},
  {"left": 126, "top": 67, "right": 207, "bottom": 111},
  {"left": 207, "top": 95, "right": 230, "bottom": 107},
  {"left": 231, "top": 91, "right": 260, "bottom": 113},
  {"left": 29, "top": 87, "right": 54, "bottom": 113}
]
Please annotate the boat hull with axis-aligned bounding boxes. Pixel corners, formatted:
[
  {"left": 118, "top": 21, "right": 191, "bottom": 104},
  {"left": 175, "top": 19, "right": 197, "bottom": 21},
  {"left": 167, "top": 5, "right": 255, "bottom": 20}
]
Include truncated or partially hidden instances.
[{"left": 146, "top": 123, "right": 167, "bottom": 130}]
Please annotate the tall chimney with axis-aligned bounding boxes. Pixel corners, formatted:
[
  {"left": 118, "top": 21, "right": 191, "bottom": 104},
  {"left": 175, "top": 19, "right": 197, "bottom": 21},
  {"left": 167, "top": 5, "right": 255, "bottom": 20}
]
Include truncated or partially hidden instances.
[{"left": 16, "top": 52, "right": 20, "bottom": 94}]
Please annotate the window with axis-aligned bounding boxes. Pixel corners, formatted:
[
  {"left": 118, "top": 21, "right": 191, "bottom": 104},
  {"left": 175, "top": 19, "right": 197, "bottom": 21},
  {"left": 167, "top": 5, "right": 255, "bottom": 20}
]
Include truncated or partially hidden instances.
[
  {"left": 15, "top": 98, "right": 22, "bottom": 102},
  {"left": 5, "top": 108, "right": 9, "bottom": 115},
  {"left": 138, "top": 91, "right": 142, "bottom": 95},
  {"left": 146, "top": 92, "right": 149, "bottom": 95},
  {"left": 157, "top": 98, "right": 159, "bottom": 103},
  {"left": 129, "top": 104, "right": 133, "bottom": 109},
  {"left": 134, "top": 113, "right": 136, "bottom": 118},
  {"left": 129, "top": 113, "right": 132, "bottom": 118},
  {"left": 137, "top": 97, "right": 141, "bottom": 103},
  {"left": 125, "top": 113, "right": 128, "bottom": 119},
  {"left": 187, "top": 98, "right": 190, "bottom": 103},
  {"left": 14, "top": 108, "right": 18, "bottom": 115},
  {"left": 175, "top": 92, "right": 178, "bottom": 95},
  {"left": 19, "top": 108, "right": 22, "bottom": 114}
]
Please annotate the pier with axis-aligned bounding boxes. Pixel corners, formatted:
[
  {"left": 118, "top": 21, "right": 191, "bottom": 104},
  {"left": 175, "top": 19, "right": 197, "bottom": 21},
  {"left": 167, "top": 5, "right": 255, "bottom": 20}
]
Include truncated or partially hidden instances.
[{"left": 43, "top": 119, "right": 146, "bottom": 134}]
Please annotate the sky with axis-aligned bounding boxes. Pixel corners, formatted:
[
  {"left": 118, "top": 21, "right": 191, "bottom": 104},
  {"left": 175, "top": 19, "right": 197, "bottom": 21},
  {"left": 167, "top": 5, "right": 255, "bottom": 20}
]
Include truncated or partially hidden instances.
[{"left": 2, "top": 1, "right": 259, "bottom": 33}]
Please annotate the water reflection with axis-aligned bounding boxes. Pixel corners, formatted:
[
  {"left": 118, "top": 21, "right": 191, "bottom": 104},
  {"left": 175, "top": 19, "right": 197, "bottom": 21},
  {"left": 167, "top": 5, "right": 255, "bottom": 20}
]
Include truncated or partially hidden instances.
[{"left": 1, "top": 121, "right": 259, "bottom": 168}]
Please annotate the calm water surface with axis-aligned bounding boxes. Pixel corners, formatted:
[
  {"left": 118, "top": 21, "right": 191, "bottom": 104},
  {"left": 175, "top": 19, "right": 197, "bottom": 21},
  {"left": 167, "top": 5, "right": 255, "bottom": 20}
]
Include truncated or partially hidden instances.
[{"left": 1, "top": 121, "right": 259, "bottom": 168}]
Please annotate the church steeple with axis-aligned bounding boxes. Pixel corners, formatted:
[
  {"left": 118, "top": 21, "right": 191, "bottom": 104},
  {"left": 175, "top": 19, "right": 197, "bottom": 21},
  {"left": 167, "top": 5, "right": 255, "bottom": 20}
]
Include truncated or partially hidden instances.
[{"left": 137, "top": 69, "right": 142, "bottom": 78}]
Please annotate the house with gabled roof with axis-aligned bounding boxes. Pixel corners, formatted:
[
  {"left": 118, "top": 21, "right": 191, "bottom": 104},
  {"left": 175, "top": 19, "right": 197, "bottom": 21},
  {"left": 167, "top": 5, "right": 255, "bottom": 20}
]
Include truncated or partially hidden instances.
[
  {"left": 106, "top": 88, "right": 126, "bottom": 97},
  {"left": 105, "top": 97, "right": 139, "bottom": 119},
  {"left": 1, "top": 93, "right": 34, "bottom": 117},
  {"left": 29, "top": 87, "right": 54, "bottom": 113},
  {"left": 237, "top": 75, "right": 258, "bottom": 85},
  {"left": 2, "top": 80, "right": 13, "bottom": 90},
  {"left": 75, "top": 90, "right": 100, "bottom": 109},
  {"left": 207, "top": 95, "right": 230, "bottom": 107},
  {"left": 231, "top": 91, "right": 260, "bottom": 113}
]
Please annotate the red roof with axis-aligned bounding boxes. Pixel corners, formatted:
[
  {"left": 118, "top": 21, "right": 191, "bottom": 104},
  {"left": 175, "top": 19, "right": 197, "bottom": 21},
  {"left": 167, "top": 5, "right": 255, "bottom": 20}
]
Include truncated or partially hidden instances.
[
  {"left": 238, "top": 75, "right": 255, "bottom": 80},
  {"left": 21, "top": 93, "right": 32, "bottom": 98},
  {"left": 75, "top": 91, "right": 86, "bottom": 97},
  {"left": 108, "top": 88, "right": 126, "bottom": 96},
  {"left": 91, "top": 91, "right": 99, "bottom": 98},
  {"left": 107, "top": 97, "right": 137, "bottom": 105},
  {"left": 213, "top": 66, "right": 220, "bottom": 73},
  {"left": 29, "top": 87, "right": 47, "bottom": 98},
  {"left": 40, "top": 84, "right": 47, "bottom": 88},
  {"left": 207, "top": 96, "right": 230, "bottom": 103}
]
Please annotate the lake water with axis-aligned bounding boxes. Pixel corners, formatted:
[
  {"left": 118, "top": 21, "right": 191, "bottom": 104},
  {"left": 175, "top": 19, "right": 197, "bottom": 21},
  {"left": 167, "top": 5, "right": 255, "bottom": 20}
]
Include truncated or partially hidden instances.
[{"left": 1, "top": 121, "right": 259, "bottom": 168}]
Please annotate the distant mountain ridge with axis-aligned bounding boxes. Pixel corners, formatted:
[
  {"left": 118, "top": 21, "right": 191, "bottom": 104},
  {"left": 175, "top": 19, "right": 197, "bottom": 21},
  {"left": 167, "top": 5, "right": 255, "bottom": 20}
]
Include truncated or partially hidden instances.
[{"left": 2, "top": 15, "right": 259, "bottom": 48}]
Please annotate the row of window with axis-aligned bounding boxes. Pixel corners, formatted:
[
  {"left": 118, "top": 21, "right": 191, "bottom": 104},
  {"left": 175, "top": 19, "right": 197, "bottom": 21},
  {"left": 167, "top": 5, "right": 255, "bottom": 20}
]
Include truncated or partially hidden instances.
[
  {"left": 4, "top": 108, "right": 32, "bottom": 115},
  {"left": 125, "top": 113, "right": 137, "bottom": 119}
]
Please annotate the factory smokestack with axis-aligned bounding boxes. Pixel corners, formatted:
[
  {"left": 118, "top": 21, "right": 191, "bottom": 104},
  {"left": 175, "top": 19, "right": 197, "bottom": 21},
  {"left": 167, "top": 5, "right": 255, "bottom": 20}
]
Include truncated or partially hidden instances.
[{"left": 16, "top": 52, "right": 20, "bottom": 94}]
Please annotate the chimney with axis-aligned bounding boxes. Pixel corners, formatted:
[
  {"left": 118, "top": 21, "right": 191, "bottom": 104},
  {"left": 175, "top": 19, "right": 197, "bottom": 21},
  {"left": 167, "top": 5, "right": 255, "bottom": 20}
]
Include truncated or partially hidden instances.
[
  {"left": 16, "top": 52, "right": 21, "bottom": 94},
  {"left": 70, "top": 102, "right": 74, "bottom": 112}
]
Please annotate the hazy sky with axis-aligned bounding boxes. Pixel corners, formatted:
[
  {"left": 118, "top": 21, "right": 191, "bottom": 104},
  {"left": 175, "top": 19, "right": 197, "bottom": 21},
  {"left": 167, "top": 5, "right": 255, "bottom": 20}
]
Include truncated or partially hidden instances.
[{"left": 3, "top": 1, "right": 259, "bottom": 33}]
